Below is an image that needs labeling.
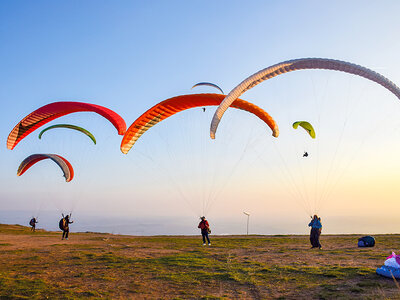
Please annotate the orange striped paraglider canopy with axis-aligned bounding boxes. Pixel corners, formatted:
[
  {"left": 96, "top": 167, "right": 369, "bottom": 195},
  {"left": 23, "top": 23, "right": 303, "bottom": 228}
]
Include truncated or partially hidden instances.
[{"left": 121, "top": 93, "right": 279, "bottom": 154}]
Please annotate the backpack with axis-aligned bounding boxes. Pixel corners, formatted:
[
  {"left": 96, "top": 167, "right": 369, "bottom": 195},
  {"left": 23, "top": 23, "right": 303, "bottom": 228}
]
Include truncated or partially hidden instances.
[
  {"left": 202, "top": 220, "right": 211, "bottom": 234},
  {"left": 358, "top": 235, "right": 375, "bottom": 247},
  {"left": 29, "top": 218, "right": 35, "bottom": 226},
  {"left": 59, "top": 218, "right": 66, "bottom": 231}
]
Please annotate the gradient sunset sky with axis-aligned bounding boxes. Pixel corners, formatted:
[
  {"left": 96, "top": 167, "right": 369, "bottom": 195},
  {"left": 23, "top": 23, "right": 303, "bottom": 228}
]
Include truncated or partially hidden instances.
[{"left": 1, "top": 1, "right": 400, "bottom": 234}]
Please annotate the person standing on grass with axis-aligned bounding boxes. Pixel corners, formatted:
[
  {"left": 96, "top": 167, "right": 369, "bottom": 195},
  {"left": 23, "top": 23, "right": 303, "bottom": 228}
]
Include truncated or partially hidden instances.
[
  {"left": 198, "top": 216, "right": 211, "bottom": 246},
  {"left": 29, "top": 217, "right": 38, "bottom": 232},
  {"left": 308, "top": 215, "right": 322, "bottom": 249},
  {"left": 60, "top": 214, "right": 73, "bottom": 240}
]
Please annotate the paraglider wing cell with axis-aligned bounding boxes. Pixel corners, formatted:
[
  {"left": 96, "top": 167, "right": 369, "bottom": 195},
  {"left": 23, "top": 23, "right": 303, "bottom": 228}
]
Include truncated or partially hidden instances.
[
  {"left": 38, "top": 124, "right": 97, "bottom": 144},
  {"left": 17, "top": 154, "right": 74, "bottom": 182},
  {"left": 7, "top": 101, "right": 126, "bottom": 149},
  {"left": 192, "top": 82, "right": 224, "bottom": 94},
  {"left": 121, "top": 93, "right": 279, "bottom": 154},
  {"left": 210, "top": 58, "right": 400, "bottom": 139}
]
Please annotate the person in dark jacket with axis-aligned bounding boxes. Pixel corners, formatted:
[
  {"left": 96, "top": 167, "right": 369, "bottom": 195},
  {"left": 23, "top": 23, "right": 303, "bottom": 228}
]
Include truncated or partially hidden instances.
[
  {"left": 61, "top": 215, "right": 73, "bottom": 240},
  {"left": 29, "top": 217, "right": 38, "bottom": 232},
  {"left": 308, "top": 215, "right": 322, "bottom": 249},
  {"left": 198, "top": 216, "right": 211, "bottom": 246}
]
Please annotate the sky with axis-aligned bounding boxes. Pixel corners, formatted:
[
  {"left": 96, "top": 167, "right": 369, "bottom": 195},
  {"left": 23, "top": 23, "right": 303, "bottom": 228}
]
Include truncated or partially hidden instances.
[{"left": 1, "top": 1, "right": 400, "bottom": 235}]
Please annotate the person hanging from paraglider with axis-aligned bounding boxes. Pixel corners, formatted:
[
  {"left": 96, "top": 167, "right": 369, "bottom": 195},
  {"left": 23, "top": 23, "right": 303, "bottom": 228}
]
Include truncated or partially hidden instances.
[
  {"left": 303, "top": 151, "right": 308, "bottom": 157},
  {"left": 198, "top": 216, "right": 211, "bottom": 246},
  {"left": 202, "top": 107, "right": 206, "bottom": 112},
  {"left": 308, "top": 215, "right": 322, "bottom": 249},
  {"left": 29, "top": 217, "right": 38, "bottom": 232},
  {"left": 59, "top": 214, "right": 73, "bottom": 240}
]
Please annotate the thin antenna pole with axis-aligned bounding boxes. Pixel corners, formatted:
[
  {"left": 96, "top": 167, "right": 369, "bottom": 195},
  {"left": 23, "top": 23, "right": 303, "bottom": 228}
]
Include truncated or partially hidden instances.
[{"left": 243, "top": 212, "right": 250, "bottom": 235}]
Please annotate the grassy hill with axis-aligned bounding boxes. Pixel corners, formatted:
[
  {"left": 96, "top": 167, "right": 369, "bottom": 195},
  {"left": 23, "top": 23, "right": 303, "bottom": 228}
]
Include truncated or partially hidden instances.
[{"left": 0, "top": 224, "right": 399, "bottom": 299}]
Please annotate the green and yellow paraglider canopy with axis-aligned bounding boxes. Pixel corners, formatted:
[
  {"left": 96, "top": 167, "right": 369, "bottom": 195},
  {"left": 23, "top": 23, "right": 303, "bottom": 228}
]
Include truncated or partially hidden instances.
[
  {"left": 292, "top": 121, "right": 315, "bottom": 139},
  {"left": 38, "top": 124, "right": 97, "bottom": 144}
]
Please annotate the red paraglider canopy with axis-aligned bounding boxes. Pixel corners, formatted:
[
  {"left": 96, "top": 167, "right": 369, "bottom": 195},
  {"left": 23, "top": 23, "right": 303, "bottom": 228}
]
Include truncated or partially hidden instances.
[{"left": 7, "top": 101, "right": 126, "bottom": 150}]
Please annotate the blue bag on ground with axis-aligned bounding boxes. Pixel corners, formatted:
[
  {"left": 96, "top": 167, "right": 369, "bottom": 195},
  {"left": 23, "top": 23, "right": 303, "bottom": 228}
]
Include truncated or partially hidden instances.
[{"left": 358, "top": 236, "right": 375, "bottom": 247}]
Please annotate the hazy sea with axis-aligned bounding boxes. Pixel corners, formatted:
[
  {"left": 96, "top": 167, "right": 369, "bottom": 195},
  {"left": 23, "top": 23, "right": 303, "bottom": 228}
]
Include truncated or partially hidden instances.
[{"left": 1, "top": 210, "right": 400, "bottom": 236}]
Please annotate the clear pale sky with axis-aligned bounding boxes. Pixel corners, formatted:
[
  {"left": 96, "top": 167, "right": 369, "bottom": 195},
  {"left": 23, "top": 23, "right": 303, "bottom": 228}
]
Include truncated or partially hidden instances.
[{"left": 1, "top": 1, "right": 400, "bottom": 234}]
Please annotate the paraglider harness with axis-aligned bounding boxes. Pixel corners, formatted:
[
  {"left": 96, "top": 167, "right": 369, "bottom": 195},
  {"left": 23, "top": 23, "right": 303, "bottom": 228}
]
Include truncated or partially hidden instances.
[
  {"left": 59, "top": 218, "right": 67, "bottom": 231},
  {"left": 29, "top": 218, "right": 36, "bottom": 227},
  {"left": 59, "top": 214, "right": 71, "bottom": 231},
  {"left": 199, "top": 219, "right": 211, "bottom": 234}
]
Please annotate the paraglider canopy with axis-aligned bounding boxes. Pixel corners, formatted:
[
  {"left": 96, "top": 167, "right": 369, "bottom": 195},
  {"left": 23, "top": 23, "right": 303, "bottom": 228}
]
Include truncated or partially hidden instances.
[
  {"left": 7, "top": 101, "right": 126, "bottom": 150},
  {"left": 293, "top": 121, "right": 316, "bottom": 139},
  {"left": 192, "top": 82, "right": 224, "bottom": 94},
  {"left": 38, "top": 124, "right": 97, "bottom": 144},
  {"left": 210, "top": 57, "right": 400, "bottom": 139},
  {"left": 17, "top": 154, "right": 74, "bottom": 182},
  {"left": 121, "top": 93, "right": 279, "bottom": 154}
]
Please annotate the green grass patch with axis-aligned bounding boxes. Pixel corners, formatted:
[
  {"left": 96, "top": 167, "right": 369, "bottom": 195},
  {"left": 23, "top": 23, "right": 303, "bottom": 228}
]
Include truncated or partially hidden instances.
[{"left": 0, "top": 273, "right": 66, "bottom": 299}]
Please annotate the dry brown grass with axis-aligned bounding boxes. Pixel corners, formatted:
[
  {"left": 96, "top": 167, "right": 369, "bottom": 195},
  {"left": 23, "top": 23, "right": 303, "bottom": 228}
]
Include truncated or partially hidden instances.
[{"left": 1, "top": 224, "right": 400, "bottom": 299}]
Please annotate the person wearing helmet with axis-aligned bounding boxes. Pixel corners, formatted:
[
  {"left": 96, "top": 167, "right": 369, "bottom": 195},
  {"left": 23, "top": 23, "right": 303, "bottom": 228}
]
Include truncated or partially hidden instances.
[{"left": 198, "top": 216, "right": 211, "bottom": 246}]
